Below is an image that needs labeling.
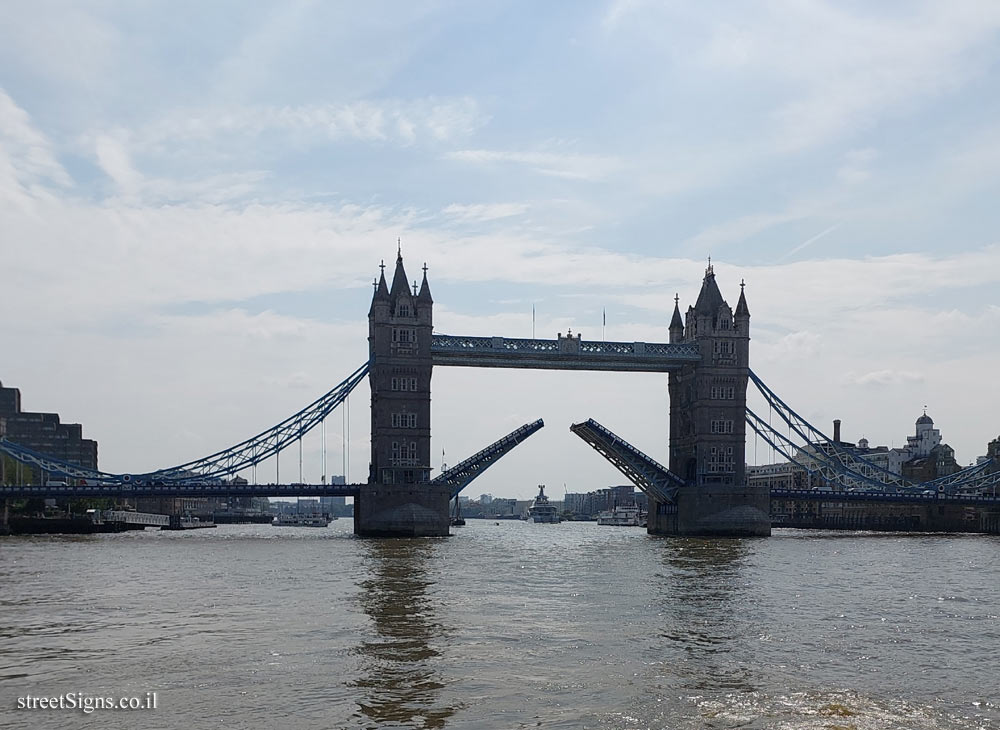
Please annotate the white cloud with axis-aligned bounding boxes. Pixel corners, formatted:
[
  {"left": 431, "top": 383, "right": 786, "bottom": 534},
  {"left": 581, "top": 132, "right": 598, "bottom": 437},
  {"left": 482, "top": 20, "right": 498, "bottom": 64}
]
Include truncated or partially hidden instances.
[
  {"left": 0, "top": 5, "right": 119, "bottom": 89},
  {"left": 0, "top": 89, "right": 72, "bottom": 198},
  {"left": 447, "top": 148, "right": 621, "bottom": 181},
  {"left": 603, "top": 1, "right": 1000, "bottom": 172},
  {"left": 442, "top": 202, "right": 529, "bottom": 223},
  {"left": 846, "top": 370, "right": 925, "bottom": 387},
  {"left": 94, "top": 133, "right": 142, "bottom": 195},
  {"left": 132, "top": 98, "right": 486, "bottom": 149},
  {"left": 698, "top": 2, "right": 1000, "bottom": 151},
  {"left": 684, "top": 209, "right": 809, "bottom": 254}
]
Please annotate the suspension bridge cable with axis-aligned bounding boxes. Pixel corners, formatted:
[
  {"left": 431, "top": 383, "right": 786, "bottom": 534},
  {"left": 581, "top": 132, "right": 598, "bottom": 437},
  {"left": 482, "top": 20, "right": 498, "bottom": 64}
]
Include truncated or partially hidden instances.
[{"left": 0, "top": 360, "right": 370, "bottom": 485}]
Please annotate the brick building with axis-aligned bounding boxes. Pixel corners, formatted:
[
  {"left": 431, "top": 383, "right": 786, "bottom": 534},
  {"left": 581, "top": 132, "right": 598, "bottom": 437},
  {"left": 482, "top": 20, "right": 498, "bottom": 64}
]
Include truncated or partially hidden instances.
[{"left": 0, "top": 380, "right": 98, "bottom": 482}]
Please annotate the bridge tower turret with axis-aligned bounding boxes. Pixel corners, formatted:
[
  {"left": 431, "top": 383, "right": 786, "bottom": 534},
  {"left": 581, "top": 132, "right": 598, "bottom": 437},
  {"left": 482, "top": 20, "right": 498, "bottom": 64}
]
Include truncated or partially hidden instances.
[{"left": 669, "top": 294, "right": 684, "bottom": 344}]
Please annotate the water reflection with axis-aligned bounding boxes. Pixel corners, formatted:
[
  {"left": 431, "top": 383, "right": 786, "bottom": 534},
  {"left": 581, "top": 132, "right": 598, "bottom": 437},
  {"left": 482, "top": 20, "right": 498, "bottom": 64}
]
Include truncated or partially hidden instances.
[
  {"left": 654, "top": 538, "right": 757, "bottom": 693},
  {"left": 351, "top": 540, "right": 455, "bottom": 729}
]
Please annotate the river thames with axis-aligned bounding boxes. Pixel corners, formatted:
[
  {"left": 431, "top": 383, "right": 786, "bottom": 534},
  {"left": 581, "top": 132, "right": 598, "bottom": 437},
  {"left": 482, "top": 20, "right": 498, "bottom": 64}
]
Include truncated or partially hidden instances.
[{"left": 1, "top": 520, "right": 997, "bottom": 729}]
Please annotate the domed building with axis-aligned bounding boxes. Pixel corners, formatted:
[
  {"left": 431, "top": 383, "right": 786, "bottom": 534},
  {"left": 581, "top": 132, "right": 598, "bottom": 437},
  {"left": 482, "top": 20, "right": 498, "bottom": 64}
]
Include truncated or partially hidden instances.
[{"left": 901, "top": 410, "right": 959, "bottom": 482}]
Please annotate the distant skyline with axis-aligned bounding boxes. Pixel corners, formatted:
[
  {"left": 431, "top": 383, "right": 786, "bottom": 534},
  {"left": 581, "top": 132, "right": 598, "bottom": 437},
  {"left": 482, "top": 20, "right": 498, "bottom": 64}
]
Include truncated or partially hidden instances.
[{"left": 2, "top": 1, "right": 999, "bottom": 498}]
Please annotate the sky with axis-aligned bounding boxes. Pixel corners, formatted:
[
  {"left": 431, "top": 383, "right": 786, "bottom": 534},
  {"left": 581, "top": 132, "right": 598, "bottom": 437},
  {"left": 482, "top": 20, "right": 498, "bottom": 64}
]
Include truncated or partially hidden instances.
[{"left": 2, "top": 1, "right": 999, "bottom": 499}]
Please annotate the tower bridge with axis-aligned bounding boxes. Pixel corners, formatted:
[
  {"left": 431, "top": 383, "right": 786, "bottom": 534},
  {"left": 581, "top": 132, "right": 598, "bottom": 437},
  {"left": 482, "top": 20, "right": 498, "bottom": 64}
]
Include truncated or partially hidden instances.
[
  {"left": 361, "top": 250, "right": 767, "bottom": 536},
  {"left": 2, "top": 249, "right": 998, "bottom": 537}
]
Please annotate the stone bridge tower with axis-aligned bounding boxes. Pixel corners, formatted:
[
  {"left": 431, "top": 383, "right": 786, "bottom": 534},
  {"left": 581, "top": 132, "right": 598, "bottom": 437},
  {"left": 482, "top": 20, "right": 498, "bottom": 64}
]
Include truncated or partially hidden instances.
[
  {"left": 660, "top": 262, "right": 770, "bottom": 536},
  {"left": 368, "top": 250, "right": 433, "bottom": 487},
  {"left": 357, "top": 249, "right": 450, "bottom": 537}
]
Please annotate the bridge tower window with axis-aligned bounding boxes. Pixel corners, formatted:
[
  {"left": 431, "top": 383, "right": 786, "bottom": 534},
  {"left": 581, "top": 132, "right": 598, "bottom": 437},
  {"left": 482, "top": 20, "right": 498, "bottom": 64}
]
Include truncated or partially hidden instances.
[
  {"left": 390, "top": 413, "right": 418, "bottom": 428},
  {"left": 713, "top": 341, "right": 734, "bottom": 357}
]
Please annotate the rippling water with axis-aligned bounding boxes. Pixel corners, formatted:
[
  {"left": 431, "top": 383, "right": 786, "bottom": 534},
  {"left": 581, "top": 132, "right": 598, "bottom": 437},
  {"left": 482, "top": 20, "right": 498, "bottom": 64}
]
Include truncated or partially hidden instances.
[{"left": 1, "top": 521, "right": 998, "bottom": 729}]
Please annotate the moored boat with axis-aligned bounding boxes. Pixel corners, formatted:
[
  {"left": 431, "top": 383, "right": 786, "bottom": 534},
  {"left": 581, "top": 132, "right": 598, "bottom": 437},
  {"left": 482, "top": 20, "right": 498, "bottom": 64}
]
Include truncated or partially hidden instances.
[
  {"left": 596, "top": 504, "right": 647, "bottom": 527},
  {"left": 527, "top": 485, "right": 561, "bottom": 523},
  {"left": 451, "top": 496, "right": 466, "bottom": 527},
  {"left": 271, "top": 513, "right": 331, "bottom": 527}
]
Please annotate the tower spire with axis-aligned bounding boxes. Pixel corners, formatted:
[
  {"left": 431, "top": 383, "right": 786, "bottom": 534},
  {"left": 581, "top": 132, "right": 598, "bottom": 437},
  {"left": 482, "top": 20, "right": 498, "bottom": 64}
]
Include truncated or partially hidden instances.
[
  {"left": 389, "top": 244, "right": 410, "bottom": 298},
  {"left": 735, "top": 278, "right": 750, "bottom": 318},
  {"left": 669, "top": 292, "right": 684, "bottom": 342},
  {"left": 369, "top": 258, "right": 390, "bottom": 314},
  {"left": 418, "top": 261, "right": 433, "bottom": 303}
]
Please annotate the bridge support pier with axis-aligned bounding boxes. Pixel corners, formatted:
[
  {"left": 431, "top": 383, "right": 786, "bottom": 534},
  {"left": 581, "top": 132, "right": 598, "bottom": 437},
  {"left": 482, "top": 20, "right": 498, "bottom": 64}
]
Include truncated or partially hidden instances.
[
  {"left": 648, "top": 484, "right": 770, "bottom": 537},
  {"left": 1, "top": 498, "right": 9, "bottom": 536},
  {"left": 982, "top": 508, "right": 1000, "bottom": 535},
  {"left": 354, "top": 484, "right": 451, "bottom": 538}
]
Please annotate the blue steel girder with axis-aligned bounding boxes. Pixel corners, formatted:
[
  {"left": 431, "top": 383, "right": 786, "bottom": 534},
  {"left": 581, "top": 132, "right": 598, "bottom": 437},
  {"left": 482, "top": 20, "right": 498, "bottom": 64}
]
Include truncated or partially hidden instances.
[
  {"left": 746, "top": 374, "right": 998, "bottom": 496},
  {"left": 431, "top": 334, "right": 700, "bottom": 372},
  {"left": 0, "top": 438, "right": 114, "bottom": 483},
  {"left": 569, "top": 419, "right": 686, "bottom": 504},
  {"left": 429, "top": 419, "right": 545, "bottom": 498},
  {"left": 948, "top": 467, "right": 1000, "bottom": 495},
  {"left": 770, "top": 488, "right": 1000, "bottom": 506},
  {"left": 748, "top": 370, "right": 914, "bottom": 491},
  {"left": 0, "top": 483, "right": 362, "bottom": 500},
  {"left": 744, "top": 408, "right": 912, "bottom": 492},
  {"left": 145, "top": 361, "right": 369, "bottom": 482},
  {"left": 922, "top": 459, "right": 1000, "bottom": 494},
  {"left": 0, "top": 361, "right": 370, "bottom": 486}
]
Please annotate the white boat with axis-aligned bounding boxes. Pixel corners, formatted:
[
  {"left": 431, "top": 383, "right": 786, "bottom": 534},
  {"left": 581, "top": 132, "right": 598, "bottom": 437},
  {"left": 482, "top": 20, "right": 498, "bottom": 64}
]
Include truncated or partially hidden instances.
[
  {"left": 527, "top": 485, "right": 561, "bottom": 523},
  {"left": 596, "top": 505, "right": 647, "bottom": 527},
  {"left": 271, "top": 513, "right": 331, "bottom": 527}
]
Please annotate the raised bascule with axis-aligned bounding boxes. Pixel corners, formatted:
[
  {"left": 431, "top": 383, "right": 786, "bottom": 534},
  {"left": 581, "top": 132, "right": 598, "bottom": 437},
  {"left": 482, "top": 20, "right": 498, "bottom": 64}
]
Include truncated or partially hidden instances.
[{"left": 2, "top": 249, "right": 998, "bottom": 537}]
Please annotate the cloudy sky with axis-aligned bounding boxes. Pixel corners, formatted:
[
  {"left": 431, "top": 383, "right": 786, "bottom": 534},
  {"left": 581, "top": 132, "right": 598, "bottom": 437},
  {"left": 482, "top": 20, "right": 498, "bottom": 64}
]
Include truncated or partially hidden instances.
[{"left": 2, "top": 1, "right": 999, "bottom": 498}]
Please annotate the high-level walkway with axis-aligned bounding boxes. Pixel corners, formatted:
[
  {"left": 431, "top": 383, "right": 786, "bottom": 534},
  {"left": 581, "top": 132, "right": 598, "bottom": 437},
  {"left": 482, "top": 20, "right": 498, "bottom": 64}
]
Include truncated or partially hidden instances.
[{"left": 431, "top": 334, "right": 699, "bottom": 371}]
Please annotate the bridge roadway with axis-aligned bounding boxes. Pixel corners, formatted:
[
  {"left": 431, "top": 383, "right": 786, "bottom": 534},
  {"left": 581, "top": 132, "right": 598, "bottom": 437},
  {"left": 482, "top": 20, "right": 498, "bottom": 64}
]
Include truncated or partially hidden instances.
[
  {"left": 4, "top": 483, "right": 998, "bottom": 507},
  {"left": 430, "top": 334, "right": 701, "bottom": 371},
  {"left": 0, "top": 483, "right": 362, "bottom": 500},
  {"left": 770, "top": 488, "right": 1000, "bottom": 506}
]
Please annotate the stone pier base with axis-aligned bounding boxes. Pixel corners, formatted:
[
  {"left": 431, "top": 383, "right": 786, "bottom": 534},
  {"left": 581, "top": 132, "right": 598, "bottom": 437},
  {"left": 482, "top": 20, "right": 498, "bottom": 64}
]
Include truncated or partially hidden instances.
[
  {"left": 354, "top": 484, "right": 451, "bottom": 538},
  {"left": 648, "top": 483, "right": 771, "bottom": 537}
]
